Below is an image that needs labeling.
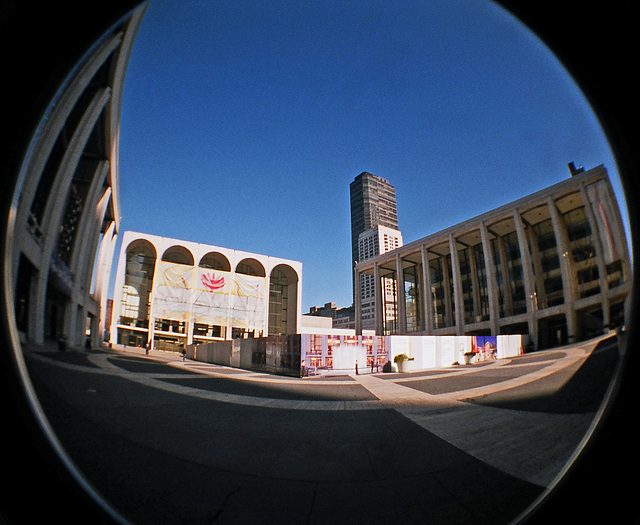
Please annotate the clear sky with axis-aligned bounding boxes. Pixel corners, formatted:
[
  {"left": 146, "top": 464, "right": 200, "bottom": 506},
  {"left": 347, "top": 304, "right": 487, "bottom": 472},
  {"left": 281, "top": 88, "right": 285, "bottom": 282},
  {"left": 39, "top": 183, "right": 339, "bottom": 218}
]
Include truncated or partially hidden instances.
[{"left": 115, "top": 0, "right": 627, "bottom": 312}]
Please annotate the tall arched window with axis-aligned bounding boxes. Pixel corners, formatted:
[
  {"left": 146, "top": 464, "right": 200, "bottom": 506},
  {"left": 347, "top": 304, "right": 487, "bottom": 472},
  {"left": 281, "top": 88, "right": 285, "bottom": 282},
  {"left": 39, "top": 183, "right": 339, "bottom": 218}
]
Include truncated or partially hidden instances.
[
  {"left": 269, "top": 264, "right": 299, "bottom": 335},
  {"left": 269, "top": 268, "right": 288, "bottom": 335},
  {"left": 121, "top": 240, "right": 156, "bottom": 328}
]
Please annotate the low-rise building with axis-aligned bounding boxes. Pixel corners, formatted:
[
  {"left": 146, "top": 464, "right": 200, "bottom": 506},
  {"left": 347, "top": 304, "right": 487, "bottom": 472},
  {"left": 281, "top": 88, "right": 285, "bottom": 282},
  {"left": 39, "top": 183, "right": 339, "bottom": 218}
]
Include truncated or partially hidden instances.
[
  {"left": 111, "top": 231, "right": 302, "bottom": 351},
  {"left": 355, "top": 164, "right": 631, "bottom": 350}
]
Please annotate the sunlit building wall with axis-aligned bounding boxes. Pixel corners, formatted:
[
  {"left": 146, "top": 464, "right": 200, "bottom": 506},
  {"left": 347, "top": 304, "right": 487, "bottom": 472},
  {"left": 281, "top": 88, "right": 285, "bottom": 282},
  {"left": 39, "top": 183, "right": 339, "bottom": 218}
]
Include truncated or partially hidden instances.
[
  {"left": 111, "top": 231, "right": 302, "bottom": 351},
  {"left": 358, "top": 225, "right": 403, "bottom": 330},
  {"left": 10, "top": 7, "right": 146, "bottom": 349},
  {"left": 355, "top": 165, "right": 631, "bottom": 350}
]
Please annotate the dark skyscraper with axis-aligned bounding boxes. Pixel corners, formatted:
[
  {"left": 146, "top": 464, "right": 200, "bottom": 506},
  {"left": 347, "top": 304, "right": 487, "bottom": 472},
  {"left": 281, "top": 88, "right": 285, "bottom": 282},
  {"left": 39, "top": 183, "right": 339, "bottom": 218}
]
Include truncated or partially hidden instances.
[{"left": 349, "top": 172, "right": 399, "bottom": 302}]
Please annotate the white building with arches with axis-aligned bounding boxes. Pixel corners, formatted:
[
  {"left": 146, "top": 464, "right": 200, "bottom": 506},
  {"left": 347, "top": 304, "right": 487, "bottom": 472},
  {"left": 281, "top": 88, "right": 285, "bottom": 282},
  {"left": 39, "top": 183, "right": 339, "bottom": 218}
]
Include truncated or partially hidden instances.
[{"left": 110, "top": 231, "right": 302, "bottom": 351}]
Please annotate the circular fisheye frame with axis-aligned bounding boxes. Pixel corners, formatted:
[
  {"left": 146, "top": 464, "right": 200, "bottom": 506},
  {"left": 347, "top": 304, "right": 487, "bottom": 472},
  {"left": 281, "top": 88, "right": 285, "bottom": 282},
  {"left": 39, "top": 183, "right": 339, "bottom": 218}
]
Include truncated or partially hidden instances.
[{"left": 1, "top": 2, "right": 637, "bottom": 524}]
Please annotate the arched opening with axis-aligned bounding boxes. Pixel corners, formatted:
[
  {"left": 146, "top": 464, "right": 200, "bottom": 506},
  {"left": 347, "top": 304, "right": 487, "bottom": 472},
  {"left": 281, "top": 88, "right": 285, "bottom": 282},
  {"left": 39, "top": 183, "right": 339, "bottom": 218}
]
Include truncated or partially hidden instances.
[
  {"left": 269, "top": 264, "right": 299, "bottom": 335},
  {"left": 235, "top": 258, "right": 265, "bottom": 277},
  {"left": 161, "top": 245, "right": 194, "bottom": 266},
  {"left": 118, "top": 239, "right": 156, "bottom": 346},
  {"left": 199, "top": 251, "right": 231, "bottom": 271}
]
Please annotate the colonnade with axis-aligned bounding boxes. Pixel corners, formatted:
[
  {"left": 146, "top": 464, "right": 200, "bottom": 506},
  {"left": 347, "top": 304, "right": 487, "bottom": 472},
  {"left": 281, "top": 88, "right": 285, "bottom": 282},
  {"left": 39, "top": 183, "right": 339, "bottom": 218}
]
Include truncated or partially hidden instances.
[
  {"left": 9, "top": 9, "right": 146, "bottom": 349},
  {"left": 355, "top": 166, "right": 630, "bottom": 349}
]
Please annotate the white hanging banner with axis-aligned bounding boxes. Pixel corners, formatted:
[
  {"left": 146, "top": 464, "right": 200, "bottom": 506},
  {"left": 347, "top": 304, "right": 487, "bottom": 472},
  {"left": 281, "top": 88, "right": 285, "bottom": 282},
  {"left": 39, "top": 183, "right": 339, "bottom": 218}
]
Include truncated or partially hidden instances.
[
  {"left": 192, "top": 268, "right": 231, "bottom": 325},
  {"left": 151, "top": 261, "right": 195, "bottom": 322},
  {"left": 230, "top": 273, "right": 266, "bottom": 330},
  {"left": 151, "top": 261, "right": 267, "bottom": 330},
  {"left": 586, "top": 180, "right": 622, "bottom": 264}
]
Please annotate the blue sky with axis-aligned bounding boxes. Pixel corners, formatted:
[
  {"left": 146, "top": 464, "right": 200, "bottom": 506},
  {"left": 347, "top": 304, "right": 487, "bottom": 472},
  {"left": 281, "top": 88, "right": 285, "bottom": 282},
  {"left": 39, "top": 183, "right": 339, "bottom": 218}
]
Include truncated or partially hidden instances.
[{"left": 116, "top": 0, "right": 627, "bottom": 311}]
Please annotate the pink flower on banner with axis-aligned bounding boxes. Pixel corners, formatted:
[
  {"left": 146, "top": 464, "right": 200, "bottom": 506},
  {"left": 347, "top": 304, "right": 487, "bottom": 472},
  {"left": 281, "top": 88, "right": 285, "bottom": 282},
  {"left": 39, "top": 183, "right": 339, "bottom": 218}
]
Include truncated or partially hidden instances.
[{"left": 202, "top": 272, "right": 225, "bottom": 291}]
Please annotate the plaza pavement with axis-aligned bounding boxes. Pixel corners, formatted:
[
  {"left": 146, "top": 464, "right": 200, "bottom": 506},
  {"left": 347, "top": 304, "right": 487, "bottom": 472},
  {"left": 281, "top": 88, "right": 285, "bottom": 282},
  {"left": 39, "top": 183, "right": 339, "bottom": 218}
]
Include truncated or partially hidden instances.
[{"left": 20, "top": 333, "right": 620, "bottom": 524}]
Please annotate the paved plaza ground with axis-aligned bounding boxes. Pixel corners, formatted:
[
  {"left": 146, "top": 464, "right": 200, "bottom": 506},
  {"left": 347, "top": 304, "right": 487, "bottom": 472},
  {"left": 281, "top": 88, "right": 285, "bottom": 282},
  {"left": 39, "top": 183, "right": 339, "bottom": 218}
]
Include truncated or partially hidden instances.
[{"left": 12, "top": 334, "right": 629, "bottom": 524}]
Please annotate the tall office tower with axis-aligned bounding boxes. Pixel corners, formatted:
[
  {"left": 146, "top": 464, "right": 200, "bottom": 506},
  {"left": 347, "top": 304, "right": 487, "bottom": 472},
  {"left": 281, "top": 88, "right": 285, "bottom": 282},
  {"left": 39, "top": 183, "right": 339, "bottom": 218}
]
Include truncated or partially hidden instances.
[
  {"left": 350, "top": 172, "right": 400, "bottom": 304},
  {"left": 358, "top": 225, "right": 403, "bottom": 330}
]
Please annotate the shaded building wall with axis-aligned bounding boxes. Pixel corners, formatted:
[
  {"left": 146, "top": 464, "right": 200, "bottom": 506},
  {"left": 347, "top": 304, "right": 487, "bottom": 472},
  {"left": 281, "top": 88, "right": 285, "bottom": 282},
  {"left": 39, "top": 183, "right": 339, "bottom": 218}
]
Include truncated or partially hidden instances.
[
  {"left": 186, "top": 334, "right": 302, "bottom": 377},
  {"left": 9, "top": 6, "right": 147, "bottom": 350}
]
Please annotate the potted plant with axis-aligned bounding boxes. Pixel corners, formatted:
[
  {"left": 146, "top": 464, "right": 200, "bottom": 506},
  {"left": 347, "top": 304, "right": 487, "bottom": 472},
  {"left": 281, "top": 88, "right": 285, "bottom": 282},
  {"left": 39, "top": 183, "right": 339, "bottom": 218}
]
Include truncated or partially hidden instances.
[
  {"left": 393, "top": 353, "right": 410, "bottom": 372},
  {"left": 463, "top": 351, "right": 476, "bottom": 365}
]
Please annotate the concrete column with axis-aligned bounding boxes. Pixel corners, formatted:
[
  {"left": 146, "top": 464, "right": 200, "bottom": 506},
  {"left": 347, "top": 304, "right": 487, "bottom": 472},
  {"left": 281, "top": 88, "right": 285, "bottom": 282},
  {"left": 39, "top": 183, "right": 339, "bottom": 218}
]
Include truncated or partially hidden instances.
[
  {"left": 395, "top": 253, "right": 406, "bottom": 334},
  {"left": 27, "top": 266, "right": 41, "bottom": 343},
  {"left": 355, "top": 267, "right": 362, "bottom": 335},
  {"left": 449, "top": 234, "right": 464, "bottom": 335},
  {"left": 70, "top": 162, "right": 109, "bottom": 280},
  {"left": 186, "top": 320, "right": 194, "bottom": 346},
  {"left": 513, "top": 210, "right": 538, "bottom": 343},
  {"left": 75, "top": 304, "right": 86, "bottom": 348},
  {"left": 547, "top": 196, "right": 578, "bottom": 340},
  {"left": 441, "top": 254, "right": 453, "bottom": 328},
  {"left": 420, "top": 245, "right": 434, "bottom": 334},
  {"left": 96, "top": 221, "right": 117, "bottom": 343},
  {"left": 14, "top": 32, "right": 123, "bottom": 241},
  {"left": 33, "top": 87, "right": 112, "bottom": 343},
  {"left": 480, "top": 223, "right": 499, "bottom": 334},
  {"left": 374, "top": 262, "right": 383, "bottom": 335},
  {"left": 579, "top": 183, "right": 609, "bottom": 325}
]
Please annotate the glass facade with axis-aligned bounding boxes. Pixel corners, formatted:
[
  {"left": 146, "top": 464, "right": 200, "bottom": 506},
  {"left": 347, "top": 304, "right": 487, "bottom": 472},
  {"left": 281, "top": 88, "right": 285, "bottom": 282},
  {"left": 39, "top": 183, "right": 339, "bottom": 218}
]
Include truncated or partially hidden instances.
[
  {"left": 564, "top": 205, "right": 600, "bottom": 298},
  {"left": 429, "top": 255, "right": 450, "bottom": 329},
  {"left": 529, "top": 215, "right": 564, "bottom": 308},
  {"left": 269, "top": 268, "right": 288, "bottom": 335},
  {"left": 403, "top": 264, "right": 423, "bottom": 332},
  {"left": 382, "top": 270, "right": 398, "bottom": 335},
  {"left": 119, "top": 242, "right": 156, "bottom": 329}
]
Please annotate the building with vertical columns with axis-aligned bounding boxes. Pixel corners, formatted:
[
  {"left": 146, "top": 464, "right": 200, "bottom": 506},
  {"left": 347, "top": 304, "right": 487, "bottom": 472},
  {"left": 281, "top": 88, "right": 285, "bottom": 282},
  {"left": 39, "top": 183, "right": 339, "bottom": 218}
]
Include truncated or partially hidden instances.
[
  {"left": 8, "top": 6, "right": 147, "bottom": 350},
  {"left": 355, "top": 165, "right": 631, "bottom": 350},
  {"left": 111, "top": 231, "right": 302, "bottom": 352},
  {"left": 358, "top": 225, "right": 403, "bottom": 330}
]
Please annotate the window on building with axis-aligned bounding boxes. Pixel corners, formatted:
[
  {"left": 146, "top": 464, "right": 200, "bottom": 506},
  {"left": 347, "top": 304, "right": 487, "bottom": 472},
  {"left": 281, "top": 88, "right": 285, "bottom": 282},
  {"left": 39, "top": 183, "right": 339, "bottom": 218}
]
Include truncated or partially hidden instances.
[
  {"left": 564, "top": 205, "right": 600, "bottom": 298},
  {"left": 269, "top": 268, "right": 288, "bottom": 335},
  {"left": 404, "top": 264, "right": 423, "bottom": 332}
]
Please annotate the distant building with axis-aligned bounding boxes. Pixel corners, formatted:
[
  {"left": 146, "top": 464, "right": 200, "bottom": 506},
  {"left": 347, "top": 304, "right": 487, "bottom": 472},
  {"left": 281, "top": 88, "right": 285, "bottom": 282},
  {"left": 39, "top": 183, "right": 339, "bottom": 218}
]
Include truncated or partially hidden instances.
[
  {"left": 307, "top": 302, "right": 340, "bottom": 318},
  {"left": 333, "top": 305, "right": 356, "bottom": 330},
  {"left": 305, "top": 302, "right": 356, "bottom": 330},
  {"left": 355, "top": 164, "right": 631, "bottom": 350},
  {"left": 350, "top": 171, "right": 402, "bottom": 325},
  {"left": 358, "top": 225, "right": 403, "bottom": 330},
  {"left": 111, "top": 231, "right": 302, "bottom": 351}
]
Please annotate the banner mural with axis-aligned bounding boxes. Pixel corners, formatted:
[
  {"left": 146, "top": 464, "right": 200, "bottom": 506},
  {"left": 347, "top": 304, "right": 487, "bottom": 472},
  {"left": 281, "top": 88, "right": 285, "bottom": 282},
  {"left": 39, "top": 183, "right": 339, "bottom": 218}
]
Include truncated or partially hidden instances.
[
  {"left": 586, "top": 180, "right": 623, "bottom": 264},
  {"left": 229, "top": 273, "right": 266, "bottom": 330},
  {"left": 300, "top": 334, "right": 389, "bottom": 376},
  {"left": 193, "top": 268, "right": 232, "bottom": 325},
  {"left": 152, "top": 261, "right": 267, "bottom": 331},
  {"left": 300, "top": 334, "right": 522, "bottom": 376},
  {"left": 152, "top": 261, "right": 195, "bottom": 322},
  {"left": 471, "top": 335, "right": 498, "bottom": 361}
]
